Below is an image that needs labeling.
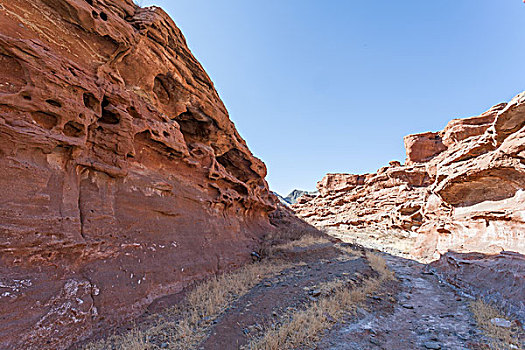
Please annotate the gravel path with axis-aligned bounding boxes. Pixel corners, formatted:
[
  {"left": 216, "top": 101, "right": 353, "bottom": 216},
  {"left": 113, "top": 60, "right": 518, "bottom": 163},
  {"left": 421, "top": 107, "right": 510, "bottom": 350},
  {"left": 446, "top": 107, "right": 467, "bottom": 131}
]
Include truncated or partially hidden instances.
[{"left": 318, "top": 254, "right": 487, "bottom": 350}]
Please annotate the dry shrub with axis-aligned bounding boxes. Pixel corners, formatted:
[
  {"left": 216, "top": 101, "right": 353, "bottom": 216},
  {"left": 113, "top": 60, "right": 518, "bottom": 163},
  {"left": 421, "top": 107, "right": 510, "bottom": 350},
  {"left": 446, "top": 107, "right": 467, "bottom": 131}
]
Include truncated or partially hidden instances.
[
  {"left": 248, "top": 252, "right": 394, "bottom": 350},
  {"left": 85, "top": 261, "right": 292, "bottom": 350},
  {"left": 470, "top": 299, "right": 523, "bottom": 350},
  {"left": 366, "top": 251, "right": 395, "bottom": 281},
  {"left": 84, "top": 329, "right": 152, "bottom": 350}
]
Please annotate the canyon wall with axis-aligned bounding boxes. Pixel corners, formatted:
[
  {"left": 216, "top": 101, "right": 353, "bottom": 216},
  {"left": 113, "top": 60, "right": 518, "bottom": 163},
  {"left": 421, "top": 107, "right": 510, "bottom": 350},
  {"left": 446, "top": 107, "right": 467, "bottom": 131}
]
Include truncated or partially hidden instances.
[
  {"left": 0, "top": 1, "right": 276, "bottom": 348},
  {"left": 293, "top": 94, "right": 525, "bottom": 260}
]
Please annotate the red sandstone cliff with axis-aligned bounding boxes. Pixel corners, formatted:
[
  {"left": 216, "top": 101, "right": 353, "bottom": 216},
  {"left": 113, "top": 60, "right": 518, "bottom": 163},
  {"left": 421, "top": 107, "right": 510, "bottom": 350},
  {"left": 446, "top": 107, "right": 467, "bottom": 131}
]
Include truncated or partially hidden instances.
[
  {"left": 0, "top": 1, "right": 277, "bottom": 348},
  {"left": 293, "top": 94, "right": 525, "bottom": 260}
]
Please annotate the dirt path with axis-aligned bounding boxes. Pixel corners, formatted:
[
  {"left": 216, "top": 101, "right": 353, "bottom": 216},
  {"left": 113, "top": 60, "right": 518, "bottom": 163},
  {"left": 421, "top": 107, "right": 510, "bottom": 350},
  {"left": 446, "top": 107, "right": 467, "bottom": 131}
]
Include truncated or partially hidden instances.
[
  {"left": 197, "top": 246, "right": 489, "bottom": 350},
  {"left": 199, "top": 244, "right": 370, "bottom": 349},
  {"left": 317, "top": 254, "right": 487, "bottom": 350},
  {"left": 78, "top": 241, "right": 497, "bottom": 350}
]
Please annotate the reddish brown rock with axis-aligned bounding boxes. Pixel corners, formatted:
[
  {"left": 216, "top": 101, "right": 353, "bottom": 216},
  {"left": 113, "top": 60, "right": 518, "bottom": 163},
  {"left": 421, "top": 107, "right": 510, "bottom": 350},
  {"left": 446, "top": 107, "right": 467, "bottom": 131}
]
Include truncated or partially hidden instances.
[
  {"left": 293, "top": 95, "right": 525, "bottom": 260},
  {"left": 441, "top": 103, "right": 504, "bottom": 147},
  {"left": 404, "top": 131, "right": 447, "bottom": 164},
  {"left": 317, "top": 173, "right": 369, "bottom": 196},
  {"left": 0, "top": 1, "right": 276, "bottom": 349},
  {"left": 492, "top": 92, "right": 525, "bottom": 145}
]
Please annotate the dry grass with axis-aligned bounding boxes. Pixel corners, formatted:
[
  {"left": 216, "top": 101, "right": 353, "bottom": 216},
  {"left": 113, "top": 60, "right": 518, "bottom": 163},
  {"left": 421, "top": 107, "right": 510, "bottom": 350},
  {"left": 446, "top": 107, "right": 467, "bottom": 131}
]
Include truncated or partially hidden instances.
[
  {"left": 247, "top": 252, "right": 394, "bottom": 350},
  {"left": 263, "top": 234, "right": 332, "bottom": 259},
  {"left": 276, "top": 235, "right": 331, "bottom": 249},
  {"left": 366, "top": 251, "right": 395, "bottom": 281},
  {"left": 84, "top": 261, "right": 292, "bottom": 350},
  {"left": 470, "top": 299, "right": 523, "bottom": 350}
]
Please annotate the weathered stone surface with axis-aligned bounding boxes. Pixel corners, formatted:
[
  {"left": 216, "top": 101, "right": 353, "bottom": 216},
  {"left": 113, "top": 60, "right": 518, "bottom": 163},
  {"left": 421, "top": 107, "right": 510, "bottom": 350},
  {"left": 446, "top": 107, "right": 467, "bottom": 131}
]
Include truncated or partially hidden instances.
[
  {"left": 432, "top": 251, "right": 525, "bottom": 321},
  {"left": 441, "top": 103, "right": 504, "bottom": 147},
  {"left": 293, "top": 94, "right": 525, "bottom": 260},
  {"left": 0, "top": 1, "right": 276, "bottom": 349},
  {"left": 317, "top": 173, "right": 369, "bottom": 196},
  {"left": 404, "top": 132, "right": 447, "bottom": 164}
]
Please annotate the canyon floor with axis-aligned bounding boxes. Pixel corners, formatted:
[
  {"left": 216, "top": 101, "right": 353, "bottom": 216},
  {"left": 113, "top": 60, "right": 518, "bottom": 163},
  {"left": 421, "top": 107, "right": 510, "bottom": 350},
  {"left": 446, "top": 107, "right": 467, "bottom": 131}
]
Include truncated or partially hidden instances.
[{"left": 78, "top": 236, "right": 523, "bottom": 350}]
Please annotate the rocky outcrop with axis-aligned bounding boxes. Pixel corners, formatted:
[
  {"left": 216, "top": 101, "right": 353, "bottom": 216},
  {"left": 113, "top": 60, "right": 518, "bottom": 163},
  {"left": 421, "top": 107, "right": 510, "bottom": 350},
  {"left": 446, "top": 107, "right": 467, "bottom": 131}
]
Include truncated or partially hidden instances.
[
  {"left": 404, "top": 132, "right": 447, "bottom": 165},
  {"left": 293, "top": 93, "right": 525, "bottom": 260},
  {"left": 432, "top": 251, "right": 525, "bottom": 321},
  {"left": 0, "top": 1, "right": 276, "bottom": 349}
]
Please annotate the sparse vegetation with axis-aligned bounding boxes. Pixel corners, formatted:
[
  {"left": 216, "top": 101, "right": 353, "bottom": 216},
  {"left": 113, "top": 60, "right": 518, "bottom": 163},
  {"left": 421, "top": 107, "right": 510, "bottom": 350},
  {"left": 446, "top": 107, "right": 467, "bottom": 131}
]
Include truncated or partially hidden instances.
[
  {"left": 247, "top": 252, "right": 395, "bottom": 349},
  {"left": 84, "top": 261, "right": 292, "bottom": 350},
  {"left": 263, "top": 233, "right": 333, "bottom": 259},
  {"left": 470, "top": 299, "right": 523, "bottom": 350},
  {"left": 275, "top": 234, "right": 331, "bottom": 249}
]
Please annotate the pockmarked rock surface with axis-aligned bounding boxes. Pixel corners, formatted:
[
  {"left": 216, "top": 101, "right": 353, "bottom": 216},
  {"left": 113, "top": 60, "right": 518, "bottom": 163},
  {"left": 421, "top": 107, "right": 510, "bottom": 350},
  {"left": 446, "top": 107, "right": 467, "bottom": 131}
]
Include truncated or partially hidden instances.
[
  {"left": 292, "top": 96, "right": 525, "bottom": 260},
  {"left": 0, "top": 1, "right": 276, "bottom": 348}
]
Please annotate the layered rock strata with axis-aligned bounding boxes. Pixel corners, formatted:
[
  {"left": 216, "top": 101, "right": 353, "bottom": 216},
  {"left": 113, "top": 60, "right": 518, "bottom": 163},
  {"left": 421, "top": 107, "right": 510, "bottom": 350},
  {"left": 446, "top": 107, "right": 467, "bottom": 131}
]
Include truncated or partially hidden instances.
[
  {"left": 0, "top": 1, "right": 275, "bottom": 348},
  {"left": 293, "top": 95, "right": 525, "bottom": 259}
]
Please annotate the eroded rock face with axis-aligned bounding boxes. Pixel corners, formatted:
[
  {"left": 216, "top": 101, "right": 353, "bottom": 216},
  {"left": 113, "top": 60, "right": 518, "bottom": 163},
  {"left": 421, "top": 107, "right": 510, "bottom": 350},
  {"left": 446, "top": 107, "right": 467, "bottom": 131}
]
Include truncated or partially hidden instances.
[
  {"left": 404, "top": 131, "right": 447, "bottom": 165},
  {"left": 0, "top": 1, "right": 275, "bottom": 348},
  {"left": 293, "top": 93, "right": 525, "bottom": 260}
]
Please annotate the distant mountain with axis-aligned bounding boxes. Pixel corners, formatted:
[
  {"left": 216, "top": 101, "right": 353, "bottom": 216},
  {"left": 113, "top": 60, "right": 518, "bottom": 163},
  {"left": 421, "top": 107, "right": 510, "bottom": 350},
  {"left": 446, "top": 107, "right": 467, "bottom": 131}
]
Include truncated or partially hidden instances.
[{"left": 274, "top": 189, "right": 318, "bottom": 205}]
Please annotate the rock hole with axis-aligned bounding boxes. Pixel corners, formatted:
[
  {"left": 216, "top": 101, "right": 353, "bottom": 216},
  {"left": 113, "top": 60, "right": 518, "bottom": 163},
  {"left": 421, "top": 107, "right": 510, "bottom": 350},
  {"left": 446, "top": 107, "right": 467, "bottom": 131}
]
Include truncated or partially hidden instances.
[
  {"left": 83, "top": 92, "right": 98, "bottom": 110},
  {"left": 63, "top": 121, "right": 85, "bottom": 137},
  {"left": 92, "top": 10, "right": 98, "bottom": 19},
  {"left": 100, "top": 12, "right": 108, "bottom": 21},
  {"left": 174, "top": 110, "right": 215, "bottom": 145},
  {"left": 31, "top": 111, "right": 58, "bottom": 130},
  {"left": 21, "top": 93, "right": 31, "bottom": 101},
  {"left": 163, "top": 131, "right": 169, "bottom": 137},
  {"left": 0, "top": 54, "right": 26, "bottom": 94},
  {"left": 153, "top": 75, "right": 170, "bottom": 104},
  {"left": 99, "top": 96, "right": 120, "bottom": 124},
  {"left": 134, "top": 130, "right": 183, "bottom": 158},
  {"left": 126, "top": 106, "right": 141, "bottom": 119},
  {"left": 232, "top": 183, "right": 249, "bottom": 196},
  {"left": 216, "top": 148, "right": 257, "bottom": 184},
  {"left": 152, "top": 73, "right": 188, "bottom": 106},
  {"left": 85, "top": 0, "right": 93, "bottom": 5},
  {"left": 45, "top": 99, "right": 62, "bottom": 108}
]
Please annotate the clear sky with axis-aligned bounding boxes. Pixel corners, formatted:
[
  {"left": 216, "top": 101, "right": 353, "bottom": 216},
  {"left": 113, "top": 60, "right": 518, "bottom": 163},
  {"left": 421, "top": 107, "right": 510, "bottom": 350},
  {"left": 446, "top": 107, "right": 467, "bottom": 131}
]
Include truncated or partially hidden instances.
[{"left": 140, "top": 0, "right": 525, "bottom": 195}]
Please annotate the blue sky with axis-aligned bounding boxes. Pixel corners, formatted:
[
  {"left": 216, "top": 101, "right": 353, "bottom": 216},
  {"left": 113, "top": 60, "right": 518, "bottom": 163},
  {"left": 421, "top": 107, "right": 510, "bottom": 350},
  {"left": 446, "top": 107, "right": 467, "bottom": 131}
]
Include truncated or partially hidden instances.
[{"left": 140, "top": 0, "right": 525, "bottom": 195}]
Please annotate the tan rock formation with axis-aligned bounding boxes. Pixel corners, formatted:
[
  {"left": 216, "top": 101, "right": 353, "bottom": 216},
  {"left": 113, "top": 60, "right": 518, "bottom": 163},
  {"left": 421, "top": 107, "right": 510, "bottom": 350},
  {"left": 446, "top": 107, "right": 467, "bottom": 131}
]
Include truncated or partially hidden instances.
[
  {"left": 0, "top": 1, "right": 276, "bottom": 348},
  {"left": 293, "top": 93, "right": 525, "bottom": 260},
  {"left": 404, "top": 131, "right": 446, "bottom": 164}
]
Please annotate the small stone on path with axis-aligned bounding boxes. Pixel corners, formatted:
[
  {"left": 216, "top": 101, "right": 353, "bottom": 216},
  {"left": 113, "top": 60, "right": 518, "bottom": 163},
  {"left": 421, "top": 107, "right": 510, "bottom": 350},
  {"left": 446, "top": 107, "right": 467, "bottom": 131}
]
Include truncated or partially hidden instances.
[
  {"left": 490, "top": 317, "right": 511, "bottom": 328},
  {"left": 424, "top": 341, "right": 442, "bottom": 349}
]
